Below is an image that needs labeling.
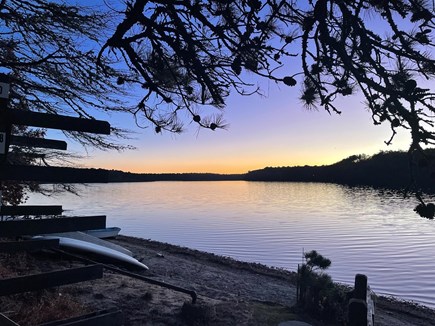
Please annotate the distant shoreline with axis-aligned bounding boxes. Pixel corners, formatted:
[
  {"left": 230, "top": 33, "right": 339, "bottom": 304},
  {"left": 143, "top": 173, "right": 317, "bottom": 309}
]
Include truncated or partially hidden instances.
[{"left": 103, "top": 150, "right": 435, "bottom": 193}]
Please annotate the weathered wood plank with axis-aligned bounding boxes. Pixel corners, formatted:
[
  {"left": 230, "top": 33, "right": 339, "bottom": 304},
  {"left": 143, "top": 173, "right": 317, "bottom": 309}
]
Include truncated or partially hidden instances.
[
  {"left": 0, "top": 216, "right": 106, "bottom": 237},
  {"left": 0, "top": 239, "right": 60, "bottom": 253},
  {"left": 0, "top": 205, "right": 63, "bottom": 216},
  {"left": 6, "top": 109, "right": 110, "bottom": 134},
  {"left": 0, "top": 165, "right": 108, "bottom": 183},
  {"left": 0, "top": 265, "right": 103, "bottom": 296},
  {"left": 10, "top": 135, "right": 67, "bottom": 150},
  {"left": 38, "top": 309, "right": 123, "bottom": 326}
]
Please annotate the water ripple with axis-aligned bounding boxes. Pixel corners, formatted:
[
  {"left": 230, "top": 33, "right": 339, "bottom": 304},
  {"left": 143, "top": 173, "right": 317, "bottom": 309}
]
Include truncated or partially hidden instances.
[{"left": 27, "top": 181, "right": 435, "bottom": 308}]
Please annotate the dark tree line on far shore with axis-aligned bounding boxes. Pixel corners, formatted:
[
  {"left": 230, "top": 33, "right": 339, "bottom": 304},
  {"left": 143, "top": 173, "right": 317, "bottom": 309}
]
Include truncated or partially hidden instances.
[
  {"left": 107, "top": 150, "right": 435, "bottom": 194},
  {"left": 245, "top": 150, "right": 435, "bottom": 192},
  {"left": 107, "top": 171, "right": 243, "bottom": 182}
]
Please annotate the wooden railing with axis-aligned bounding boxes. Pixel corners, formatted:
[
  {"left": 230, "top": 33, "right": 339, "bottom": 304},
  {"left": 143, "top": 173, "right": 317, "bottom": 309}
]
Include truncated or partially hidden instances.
[{"left": 348, "top": 274, "right": 376, "bottom": 326}]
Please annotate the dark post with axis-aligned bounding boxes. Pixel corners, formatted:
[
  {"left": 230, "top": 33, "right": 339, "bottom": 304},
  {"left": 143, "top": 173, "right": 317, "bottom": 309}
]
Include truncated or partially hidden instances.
[
  {"left": 0, "top": 74, "right": 11, "bottom": 212},
  {"left": 0, "top": 74, "right": 11, "bottom": 162},
  {"left": 0, "top": 115, "right": 7, "bottom": 157},
  {"left": 348, "top": 274, "right": 375, "bottom": 326},
  {"left": 0, "top": 73, "right": 10, "bottom": 108},
  {"left": 354, "top": 274, "right": 368, "bottom": 299}
]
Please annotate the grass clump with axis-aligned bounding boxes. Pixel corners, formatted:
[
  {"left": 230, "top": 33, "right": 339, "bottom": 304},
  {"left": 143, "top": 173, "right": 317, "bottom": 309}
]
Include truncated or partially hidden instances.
[{"left": 5, "top": 291, "right": 89, "bottom": 326}]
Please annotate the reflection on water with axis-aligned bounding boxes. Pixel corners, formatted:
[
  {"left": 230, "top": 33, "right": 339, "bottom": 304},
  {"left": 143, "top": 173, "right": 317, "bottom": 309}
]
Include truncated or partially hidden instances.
[{"left": 27, "top": 181, "right": 435, "bottom": 307}]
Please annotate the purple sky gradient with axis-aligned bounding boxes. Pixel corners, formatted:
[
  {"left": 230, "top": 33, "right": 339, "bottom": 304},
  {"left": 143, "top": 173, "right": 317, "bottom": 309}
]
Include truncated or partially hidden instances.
[{"left": 56, "top": 1, "right": 414, "bottom": 173}]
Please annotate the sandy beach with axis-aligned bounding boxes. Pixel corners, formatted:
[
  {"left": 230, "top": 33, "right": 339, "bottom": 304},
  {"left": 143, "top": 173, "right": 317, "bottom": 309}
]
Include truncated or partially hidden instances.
[{"left": 1, "top": 235, "right": 435, "bottom": 325}]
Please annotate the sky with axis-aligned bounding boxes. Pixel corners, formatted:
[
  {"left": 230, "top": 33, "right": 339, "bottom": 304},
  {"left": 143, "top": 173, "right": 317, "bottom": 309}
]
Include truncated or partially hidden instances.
[
  {"left": 54, "top": 1, "right": 413, "bottom": 174},
  {"left": 71, "top": 81, "right": 411, "bottom": 174}
]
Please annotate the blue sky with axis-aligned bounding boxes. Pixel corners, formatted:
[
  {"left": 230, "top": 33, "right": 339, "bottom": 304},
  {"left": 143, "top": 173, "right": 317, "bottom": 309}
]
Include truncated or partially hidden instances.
[
  {"left": 58, "top": 0, "right": 413, "bottom": 173},
  {"left": 74, "top": 79, "right": 411, "bottom": 173}
]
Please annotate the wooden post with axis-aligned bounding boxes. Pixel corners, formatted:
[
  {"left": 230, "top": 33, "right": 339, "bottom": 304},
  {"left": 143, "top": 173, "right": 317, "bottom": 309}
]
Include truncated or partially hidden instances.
[
  {"left": 0, "top": 73, "right": 11, "bottom": 210},
  {"left": 354, "top": 274, "right": 368, "bottom": 300},
  {"left": 0, "top": 114, "right": 11, "bottom": 166},
  {"left": 0, "top": 73, "right": 11, "bottom": 108},
  {"left": 0, "top": 73, "right": 11, "bottom": 141},
  {"left": 296, "top": 264, "right": 300, "bottom": 303},
  {"left": 348, "top": 274, "right": 375, "bottom": 326}
]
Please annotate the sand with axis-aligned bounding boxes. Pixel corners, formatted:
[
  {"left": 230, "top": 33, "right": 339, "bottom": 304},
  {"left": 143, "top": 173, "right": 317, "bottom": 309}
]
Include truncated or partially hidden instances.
[{"left": 1, "top": 235, "right": 435, "bottom": 325}]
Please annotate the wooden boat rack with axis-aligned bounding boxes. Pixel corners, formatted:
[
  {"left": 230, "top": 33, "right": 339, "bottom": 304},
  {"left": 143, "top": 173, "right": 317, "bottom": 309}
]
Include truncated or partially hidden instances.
[
  {"left": 0, "top": 239, "right": 124, "bottom": 325},
  {"left": 0, "top": 90, "right": 197, "bottom": 325},
  {"left": 54, "top": 248, "right": 198, "bottom": 304}
]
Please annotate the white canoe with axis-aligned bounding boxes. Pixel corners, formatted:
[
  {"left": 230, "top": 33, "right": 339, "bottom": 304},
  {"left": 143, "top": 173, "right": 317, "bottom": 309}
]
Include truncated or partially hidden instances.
[
  {"left": 45, "top": 231, "right": 133, "bottom": 257},
  {"left": 35, "top": 235, "right": 148, "bottom": 270},
  {"left": 83, "top": 227, "right": 121, "bottom": 239}
]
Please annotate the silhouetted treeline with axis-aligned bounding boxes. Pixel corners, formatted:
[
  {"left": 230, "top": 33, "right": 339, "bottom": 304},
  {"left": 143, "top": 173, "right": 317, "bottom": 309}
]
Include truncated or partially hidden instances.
[
  {"left": 107, "top": 170, "right": 243, "bottom": 182},
  {"left": 245, "top": 151, "right": 435, "bottom": 192},
  {"left": 98, "top": 150, "right": 435, "bottom": 192}
]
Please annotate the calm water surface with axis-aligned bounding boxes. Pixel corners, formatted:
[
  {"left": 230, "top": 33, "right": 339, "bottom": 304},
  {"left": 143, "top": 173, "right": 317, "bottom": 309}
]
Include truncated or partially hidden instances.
[{"left": 27, "top": 181, "right": 435, "bottom": 307}]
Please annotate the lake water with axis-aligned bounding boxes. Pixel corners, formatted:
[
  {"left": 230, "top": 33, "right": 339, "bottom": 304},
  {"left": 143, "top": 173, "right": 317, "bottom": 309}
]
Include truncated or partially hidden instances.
[{"left": 27, "top": 181, "right": 435, "bottom": 308}]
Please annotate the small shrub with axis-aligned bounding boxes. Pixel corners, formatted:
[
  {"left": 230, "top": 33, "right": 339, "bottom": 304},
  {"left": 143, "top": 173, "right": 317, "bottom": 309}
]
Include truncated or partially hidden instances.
[{"left": 297, "top": 250, "right": 347, "bottom": 323}]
